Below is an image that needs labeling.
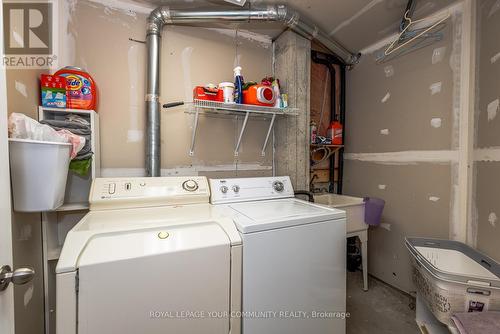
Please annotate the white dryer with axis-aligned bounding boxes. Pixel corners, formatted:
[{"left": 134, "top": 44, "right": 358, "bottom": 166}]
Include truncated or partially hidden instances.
[
  {"left": 56, "top": 176, "right": 242, "bottom": 334},
  {"left": 210, "top": 176, "right": 347, "bottom": 334}
]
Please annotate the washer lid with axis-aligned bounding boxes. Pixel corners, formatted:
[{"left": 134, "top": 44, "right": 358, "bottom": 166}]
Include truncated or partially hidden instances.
[
  {"left": 77, "top": 222, "right": 229, "bottom": 269},
  {"left": 56, "top": 204, "right": 241, "bottom": 273},
  {"left": 226, "top": 199, "right": 346, "bottom": 233}
]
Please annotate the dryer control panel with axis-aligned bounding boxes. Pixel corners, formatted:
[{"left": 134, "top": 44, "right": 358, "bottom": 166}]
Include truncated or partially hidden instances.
[
  {"left": 89, "top": 176, "right": 210, "bottom": 210},
  {"left": 209, "top": 176, "right": 294, "bottom": 204}
]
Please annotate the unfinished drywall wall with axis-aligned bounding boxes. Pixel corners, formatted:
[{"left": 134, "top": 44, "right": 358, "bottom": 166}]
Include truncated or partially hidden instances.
[
  {"left": 473, "top": 0, "right": 500, "bottom": 262},
  {"left": 344, "top": 5, "right": 463, "bottom": 292}
]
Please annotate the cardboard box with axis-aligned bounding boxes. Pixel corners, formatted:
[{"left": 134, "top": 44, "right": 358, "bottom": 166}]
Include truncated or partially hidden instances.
[{"left": 41, "top": 74, "right": 67, "bottom": 108}]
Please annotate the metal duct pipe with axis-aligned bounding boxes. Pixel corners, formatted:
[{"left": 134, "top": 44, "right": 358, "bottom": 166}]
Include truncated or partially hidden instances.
[{"left": 145, "top": 4, "right": 359, "bottom": 176}]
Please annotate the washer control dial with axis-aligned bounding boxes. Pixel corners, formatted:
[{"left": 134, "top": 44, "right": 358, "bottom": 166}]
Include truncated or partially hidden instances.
[
  {"left": 273, "top": 181, "right": 285, "bottom": 192},
  {"left": 232, "top": 185, "right": 240, "bottom": 193},
  {"left": 182, "top": 180, "right": 199, "bottom": 192},
  {"left": 220, "top": 186, "right": 229, "bottom": 194}
]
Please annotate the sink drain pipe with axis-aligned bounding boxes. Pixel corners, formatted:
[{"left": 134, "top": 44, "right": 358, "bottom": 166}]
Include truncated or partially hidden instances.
[{"left": 145, "top": 4, "right": 360, "bottom": 176}]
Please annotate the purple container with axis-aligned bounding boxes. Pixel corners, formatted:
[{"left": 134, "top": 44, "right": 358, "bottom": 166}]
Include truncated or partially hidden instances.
[{"left": 364, "top": 197, "right": 385, "bottom": 226}]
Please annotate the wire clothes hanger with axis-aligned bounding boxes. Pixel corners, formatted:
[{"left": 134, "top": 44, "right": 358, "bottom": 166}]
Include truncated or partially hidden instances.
[
  {"left": 384, "top": 10, "right": 449, "bottom": 56},
  {"left": 377, "top": 0, "right": 449, "bottom": 63}
]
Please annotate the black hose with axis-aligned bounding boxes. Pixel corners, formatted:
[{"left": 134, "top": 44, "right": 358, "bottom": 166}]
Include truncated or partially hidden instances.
[{"left": 294, "top": 191, "right": 315, "bottom": 203}]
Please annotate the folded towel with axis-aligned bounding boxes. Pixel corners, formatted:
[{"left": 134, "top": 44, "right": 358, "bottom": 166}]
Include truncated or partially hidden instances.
[
  {"left": 40, "top": 120, "right": 91, "bottom": 136},
  {"left": 40, "top": 114, "right": 92, "bottom": 159},
  {"left": 452, "top": 311, "right": 500, "bottom": 334}
]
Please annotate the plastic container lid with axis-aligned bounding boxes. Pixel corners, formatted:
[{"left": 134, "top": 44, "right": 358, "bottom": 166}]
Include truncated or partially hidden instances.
[{"left": 219, "top": 82, "right": 235, "bottom": 88}]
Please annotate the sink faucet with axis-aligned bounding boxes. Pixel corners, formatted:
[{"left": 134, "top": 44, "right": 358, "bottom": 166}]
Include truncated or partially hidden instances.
[{"left": 310, "top": 174, "right": 319, "bottom": 193}]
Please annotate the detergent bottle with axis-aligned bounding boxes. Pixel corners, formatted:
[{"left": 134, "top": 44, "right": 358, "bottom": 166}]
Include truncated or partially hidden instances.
[
  {"left": 327, "top": 120, "right": 343, "bottom": 145},
  {"left": 233, "top": 66, "right": 244, "bottom": 104},
  {"left": 54, "top": 66, "right": 97, "bottom": 110}
]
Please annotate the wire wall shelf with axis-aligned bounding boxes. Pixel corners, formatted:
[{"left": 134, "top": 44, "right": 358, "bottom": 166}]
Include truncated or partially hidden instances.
[{"left": 185, "top": 100, "right": 299, "bottom": 157}]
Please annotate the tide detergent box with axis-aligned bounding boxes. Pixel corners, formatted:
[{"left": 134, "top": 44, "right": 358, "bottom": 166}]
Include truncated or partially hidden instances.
[
  {"left": 54, "top": 66, "right": 97, "bottom": 110},
  {"left": 41, "top": 74, "right": 67, "bottom": 108}
]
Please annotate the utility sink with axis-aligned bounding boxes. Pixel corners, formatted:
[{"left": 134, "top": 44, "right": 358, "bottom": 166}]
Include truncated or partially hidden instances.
[
  {"left": 314, "top": 194, "right": 367, "bottom": 233},
  {"left": 315, "top": 193, "right": 370, "bottom": 291}
]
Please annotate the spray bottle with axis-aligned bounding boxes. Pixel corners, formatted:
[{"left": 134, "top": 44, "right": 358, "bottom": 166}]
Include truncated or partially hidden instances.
[{"left": 234, "top": 66, "right": 244, "bottom": 104}]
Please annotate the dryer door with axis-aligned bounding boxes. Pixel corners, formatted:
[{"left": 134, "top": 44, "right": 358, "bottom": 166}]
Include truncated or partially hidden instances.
[{"left": 77, "top": 222, "right": 231, "bottom": 334}]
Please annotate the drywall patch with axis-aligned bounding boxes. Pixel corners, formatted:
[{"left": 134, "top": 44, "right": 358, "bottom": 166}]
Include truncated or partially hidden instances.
[
  {"left": 491, "top": 52, "right": 500, "bottom": 64},
  {"left": 487, "top": 99, "right": 499, "bottom": 121},
  {"left": 381, "top": 92, "right": 391, "bottom": 103},
  {"left": 473, "top": 147, "right": 500, "bottom": 161},
  {"left": 380, "top": 223, "right": 391, "bottom": 231},
  {"left": 429, "top": 196, "right": 440, "bottom": 202},
  {"left": 378, "top": 184, "right": 386, "bottom": 190},
  {"left": 23, "top": 285, "right": 33, "bottom": 307},
  {"left": 431, "top": 118, "right": 442, "bottom": 128},
  {"left": 15, "top": 81, "right": 27, "bottom": 98},
  {"left": 432, "top": 47, "right": 447, "bottom": 64},
  {"left": 380, "top": 129, "right": 390, "bottom": 135},
  {"left": 384, "top": 65, "right": 394, "bottom": 77},
  {"left": 488, "top": 212, "right": 498, "bottom": 227},
  {"left": 429, "top": 82, "right": 442, "bottom": 95},
  {"left": 344, "top": 150, "right": 458, "bottom": 164}
]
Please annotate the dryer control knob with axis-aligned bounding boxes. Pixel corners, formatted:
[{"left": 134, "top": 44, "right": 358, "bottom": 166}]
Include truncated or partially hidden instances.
[
  {"left": 220, "top": 186, "right": 229, "bottom": 194},
  {"left": 232, "top": 185, "right": 240, "bottom": 193},
  {"left": 182, "top": 180, "right": 199, "bottom": 192},
  {"left": 273, "top": 181, "right": 285, "bottom": 192}
]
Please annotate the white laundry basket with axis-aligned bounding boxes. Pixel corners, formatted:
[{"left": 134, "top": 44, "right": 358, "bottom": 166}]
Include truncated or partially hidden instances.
[
  {"left": 9, "top": 138, "right": 72, "bottom": 212},
  {"left": 406, "top": 238, "right": 500, "bottom": 327}
]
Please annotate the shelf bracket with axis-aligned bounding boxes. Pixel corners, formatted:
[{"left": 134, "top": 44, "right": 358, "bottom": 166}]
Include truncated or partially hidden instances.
[
  {"left": 189, "top": 109, "right": 200, "bottom": 156},
  {"left": 234, "top": 111, "right": 250, "bottom": 157},
  {"left": 261, "top": 113, "right": 277, "bottom": 156}
]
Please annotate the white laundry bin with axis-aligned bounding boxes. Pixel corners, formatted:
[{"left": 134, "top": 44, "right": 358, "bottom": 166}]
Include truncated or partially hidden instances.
[
  {"left": 406, "top": 237, "right": 500, "bottom": 327},
  {"left": 9, "top": 138, "right": 72, "bottom": 212}
]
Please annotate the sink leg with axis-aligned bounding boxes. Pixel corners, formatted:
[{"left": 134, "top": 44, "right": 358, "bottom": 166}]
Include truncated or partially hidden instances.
[{"left": 360, "top": 230, "right": 368, "bottom": 291}]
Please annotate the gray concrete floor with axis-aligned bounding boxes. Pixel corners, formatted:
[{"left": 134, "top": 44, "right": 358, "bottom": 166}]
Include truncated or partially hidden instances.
[{"left": 346, "top": 271, "right": 420, "bottom": 334}]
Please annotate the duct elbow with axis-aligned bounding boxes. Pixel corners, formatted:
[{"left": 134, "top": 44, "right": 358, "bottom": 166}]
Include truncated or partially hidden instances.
[
  {"left": 147, "top": 6, "right": 171, "bottom": 35},
  {"left": 275, "top": 4, "right": 300, "bottom": 28}
]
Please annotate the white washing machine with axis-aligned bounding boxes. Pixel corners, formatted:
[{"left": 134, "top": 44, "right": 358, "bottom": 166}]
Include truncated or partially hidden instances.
[
  {"left": 56, "top": 176, "right": 242, "bottom": 334},
  {"left": 209, "top": 176, "right": 347, "bottom": 334}
]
